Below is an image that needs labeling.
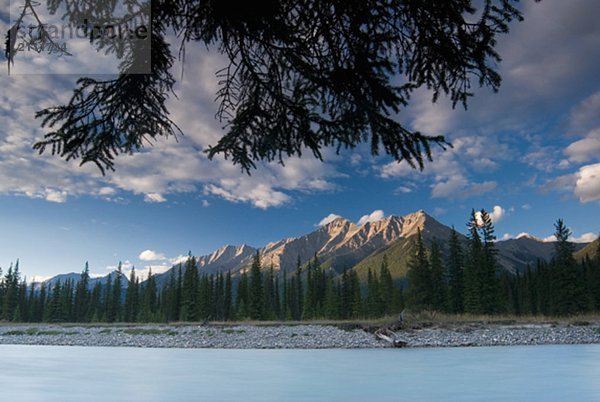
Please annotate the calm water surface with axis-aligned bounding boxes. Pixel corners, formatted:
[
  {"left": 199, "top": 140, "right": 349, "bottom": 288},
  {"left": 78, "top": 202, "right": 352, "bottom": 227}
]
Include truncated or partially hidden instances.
[{"left": 1, "top": 344, "right": 599, "bottom": 401}]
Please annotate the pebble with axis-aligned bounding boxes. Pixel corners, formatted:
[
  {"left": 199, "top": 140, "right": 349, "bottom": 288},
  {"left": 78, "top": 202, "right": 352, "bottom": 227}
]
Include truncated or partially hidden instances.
[{"left": 0, "top": 323, "right": 598, "bottom": 349}]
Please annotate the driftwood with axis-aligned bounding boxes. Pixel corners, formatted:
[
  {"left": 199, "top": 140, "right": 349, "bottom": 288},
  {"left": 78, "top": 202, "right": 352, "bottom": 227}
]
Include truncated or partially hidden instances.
[{"left": 375, "top": 328, "right": 408, "bottom": 348}]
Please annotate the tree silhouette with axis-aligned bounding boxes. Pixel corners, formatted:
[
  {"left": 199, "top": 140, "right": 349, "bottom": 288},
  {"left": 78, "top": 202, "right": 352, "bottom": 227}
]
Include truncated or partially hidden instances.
[{"left": 26, "top": 0, "right": 530, "bottom": 174}]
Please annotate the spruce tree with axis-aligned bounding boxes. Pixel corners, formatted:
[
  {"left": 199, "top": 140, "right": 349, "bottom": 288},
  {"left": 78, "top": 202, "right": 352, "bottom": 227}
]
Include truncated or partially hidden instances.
[
  {"left": 249, "top": 251, "right": 263, "bottom": 320},
  {"left": 447, "top": 227, "right": 464, "bottom": 314},
  {"left": 365, "top": 269, "right": 382, "bottom": 317},
  {"left": 110, "top": 262, "right": 123, "bottom": 322},
  {"left": 464, "top": 210, "right": 484, "bottom": 314},
  {"left": 236, "top": 271, "right": 250, "bottom": 319},
  {"left": 224, "top": 271, "right": 232, "bottom": 320},
  {"left": 180, "top": 255, "right": 199, "bottom": 321},
  {"left": 552, "top": 219, "right": 579, "bottom": 315},
  {"left": 479, "top": 210, "right": 500, "bottom": 314},
  {"left": 406, "top": 230, "right": 432, "bottom": 311},
  {"left": 140, "top": 269, "right": 157, "bottom": 322},
  {"left": 295, "top": 257, "right": 303, "bottom": 319},
  {"left": 74, "top": 262, "right": 90, "bottom": 322},
  {"left": 429, "top": 240, "right": 448, "bottom": 312},
  {"left": 124, "top": 267, "right": 139, "bottom": 322},
  {"left": 379, "top": 255, "right": 395, "bottom": 315}
]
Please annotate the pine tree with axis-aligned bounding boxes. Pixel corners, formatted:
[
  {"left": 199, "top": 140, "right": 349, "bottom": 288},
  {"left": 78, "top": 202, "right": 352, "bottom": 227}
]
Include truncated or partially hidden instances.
[
  {"left": 164, "top": 267, "right": 180, "bottom": 322},
  {"left": 249, "top": 251, "right": 263, "bottom": 320},
  {"left": 2, "top": 262, "right": 20, "bottom": 321},
  {"left": 110, "top": 262, "right": 123, "bottom": 322},
  {"left": 295, "top": 256, "right": 303, "bottom": 319},
  {"left": 180, "top": 255, "right": 199, "bottom": 321},
  {"left": 365, "top": 269, "right": 382, "bottom": 317},
  {"left": 303, "top": 260, "right": 315, "bottom": 319},
  {"left": 429, "top": 239, "right": 448, "bottom": 312},
  {"left": 74, "top": 262, "right": 90, "bottom": 322},
  {"left": 45, "top": 281, "right": 63, "bottom": 322},
  {"left": 379, "top": 255, "right": 395, "bottom": 316},
  {"left": 406, "top": 230, "right": 432, "bottom": 311},
  {"left": 236, "top": 271, "right": 249, "bottom": 319},
  {"left": 552, "top": 219, "right": 579, "bottom": 316},
  {"left": 447, "top": 227, "right": 464, "bottom": 314},
  {"left": 89, "top": 282, "right": 102, "bottom": 322},
  {"left": 140, "top": 269, "right": 157, "bottom": 322},
  {"left": 464, "top": 210, "right": 484, "bottom": 314},
  {"left": 323, "top": 275, "right": 339, "bottom": 319},
  {"left": 198, "top": 274, "right": 212, "bottom": 320},
  {"left": 124, "top": 267, "right": 139, "bottom": 322},
  {"left": 479, "top": 210, "right": 500, "bottom": 314},
  {"left": 224, "top": 271, "right": 233, "bottom": 320}
]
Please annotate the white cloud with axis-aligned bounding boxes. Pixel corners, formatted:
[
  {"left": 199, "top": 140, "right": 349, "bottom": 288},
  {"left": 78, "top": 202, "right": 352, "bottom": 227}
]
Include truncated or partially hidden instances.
[
  {"left": 409, "top": 89, "right": 457, "bottom": 133},
  {"left": 204, "top": 182, "right": 291, "bottom": 209},
  {"left": 138, "top": 250, "right": 167, "bottom": 261},
  {"left": 543, "top": 233, "right": 598, "bottom": 244},
  {"left": 573, "top": 233, "right": 599, "bottom": 243},
  {"left": 574, "top": 163, "right": 600, "bottom": 203},
  {"left": 431, "top": 177, "right": 497, "bottom": 200},
  {"left": 357, "top": 210, "right": 385, "bottom": 226},
  {"left": 170, "top": 255, "right": 191, "bottom": 266},
  {"left": 317, "top": 213, "right": 342, "bottom": 227},
  {"left": 45, "top": 189, "right": 68, "bottom": 203},
  {"left": 475, "top": 205, "right": 506, "bottom": 226},
  {"left": 566, "top": 129, "right": 600, "bottom": 164},
  {"left": 144, "top": 193, "right": 167, "bottom": 203},
  {"left": 105, "top": 260, "right": 134, "bottom": 272},
  {"left": 569, "top": 92, "right": 600, "bottom": 135},
  {"left": 137, "top": 265, "right": 172, "bottom": 280},
  {"left": 201, "top": 199, "right": 210, "bottom": 207},
  {"left": 489, "top": 206, "right": 506, "bottom": 223},
  {"left": 395, "top": 186, "right": 413, "bottom": 194},
  {"left": 380, "top": 134, "right": 505, "bottom": 200},
  {"left": 501, "top": 233, "right": 513, "bottom": 241}
]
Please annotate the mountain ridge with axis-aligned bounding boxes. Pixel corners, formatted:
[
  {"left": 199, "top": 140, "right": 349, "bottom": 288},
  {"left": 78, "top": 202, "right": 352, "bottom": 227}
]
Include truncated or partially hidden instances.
[{"left": 38, "top": 210, "right": 591, "bottom": 288}]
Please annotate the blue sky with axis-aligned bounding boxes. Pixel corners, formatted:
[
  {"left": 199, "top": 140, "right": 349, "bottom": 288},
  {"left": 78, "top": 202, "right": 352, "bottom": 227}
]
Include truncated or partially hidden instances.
[{"left": 1, "top": 0, "right": 599, "bottom": 281}]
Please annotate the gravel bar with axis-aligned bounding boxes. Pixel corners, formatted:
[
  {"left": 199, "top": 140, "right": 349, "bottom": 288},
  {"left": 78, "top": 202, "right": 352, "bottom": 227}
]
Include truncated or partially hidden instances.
[{"left": 0, "top": 323, "right": 599, "bottom": 349}]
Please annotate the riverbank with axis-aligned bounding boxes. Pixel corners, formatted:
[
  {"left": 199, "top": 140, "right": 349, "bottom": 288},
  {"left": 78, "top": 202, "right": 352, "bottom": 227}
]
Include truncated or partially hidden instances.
[{"left": 1, "top": 320, "right": 599, "bottom": 348}]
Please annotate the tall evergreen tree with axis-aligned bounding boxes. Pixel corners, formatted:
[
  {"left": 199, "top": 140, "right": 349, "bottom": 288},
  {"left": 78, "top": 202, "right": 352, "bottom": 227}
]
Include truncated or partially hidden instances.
[
  {"left": 180, "top": 255, "right": 199, "bottom": 321},
  {"left": 224, "top": 271, "right": 233, "bottom": 321},
  {"left": 379, "top": 255, "right": 395, "bottom": 315},
  {"left": 406, "top": 230, "right": 432, "bottom": 311},
  {"left": 479, "top": 210, "right": 500, "bottom": 314},
  {"left": 109, "top": 262, "right": 123, "bottom": 322},
  {"left": 73, "top": 262, "right": 90, "bottom": 322},
  {"left": 429, "top": 239, "right": 448, "bottom": 312},
  {"left": 124, "top": 267, "right": 139, "bottom": 322},
  {"left": 236, "top": 271, "right": 249, "bottom": 319},
  {"left": 140, "top": 269, "right": 157, "bottom": 322},
  {"left": 249, "top": 251, "right": 263, "bottom": 320},
  {"left": 447, "top": 227, "right": 464, "bottom": 313},
  {"left": 464, "top": 210, "right": 484, "bottom": 314},
  {"left": 552, "top": 219, "right": 579, "bottom": 315}
]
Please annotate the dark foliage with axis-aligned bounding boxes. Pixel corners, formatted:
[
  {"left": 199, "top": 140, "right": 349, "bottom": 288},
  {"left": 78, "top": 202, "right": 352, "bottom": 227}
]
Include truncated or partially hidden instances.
[{"left": 30, "top": 0, "right": 530, "bottom": 173}]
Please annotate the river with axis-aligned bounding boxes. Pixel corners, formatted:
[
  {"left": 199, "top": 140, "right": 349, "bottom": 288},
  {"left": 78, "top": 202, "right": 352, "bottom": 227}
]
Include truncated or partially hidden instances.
[{"left": 1, "top": 344, "right": 599, "bottom": 401}]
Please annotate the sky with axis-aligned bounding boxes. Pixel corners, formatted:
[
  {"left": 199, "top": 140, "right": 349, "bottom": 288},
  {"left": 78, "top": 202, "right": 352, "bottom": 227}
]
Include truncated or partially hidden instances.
[{"left": 0, "top": 0, "right": 599, "bottom": 281}]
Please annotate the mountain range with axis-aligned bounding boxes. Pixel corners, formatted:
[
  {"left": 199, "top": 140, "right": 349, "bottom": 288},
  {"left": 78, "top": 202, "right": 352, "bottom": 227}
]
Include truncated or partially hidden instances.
[{"left": 38, "top": 210, "right": 593, "bottom": 289}]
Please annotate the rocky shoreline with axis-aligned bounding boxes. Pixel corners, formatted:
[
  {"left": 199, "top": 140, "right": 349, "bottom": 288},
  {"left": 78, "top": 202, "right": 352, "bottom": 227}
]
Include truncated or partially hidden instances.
[{"left": 0, "top": 322, "right": 599, "bottom": 349}]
